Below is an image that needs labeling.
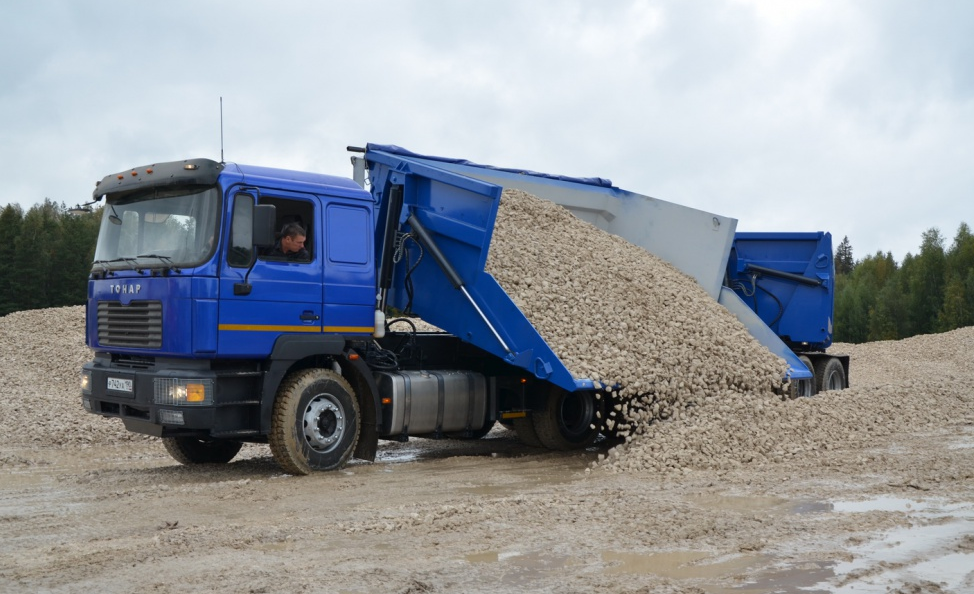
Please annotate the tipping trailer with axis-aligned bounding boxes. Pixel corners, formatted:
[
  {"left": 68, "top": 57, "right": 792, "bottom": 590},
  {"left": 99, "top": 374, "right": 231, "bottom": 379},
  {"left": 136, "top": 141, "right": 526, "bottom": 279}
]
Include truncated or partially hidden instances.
[
  {"left": 358, "top": 146, "right": 848, "bottom": 397},
  {"left": 80, "top": 144, "right": 844, "bottom": 474}
]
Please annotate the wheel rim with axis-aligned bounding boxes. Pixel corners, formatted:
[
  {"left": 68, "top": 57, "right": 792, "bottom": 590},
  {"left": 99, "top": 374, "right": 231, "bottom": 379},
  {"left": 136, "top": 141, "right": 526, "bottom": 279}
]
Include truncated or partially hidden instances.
[
  {"left": 558, "top": 392, "right": 594, "bottom": 439},
  {"left": 826, "top": 370, "right": 843, "bottom": 391},
  {"left": 302, "top": 393, "right": 345, "bottom": 453},
  {"left": 794, "top": 379, "right": 813, "bottom": 398}
]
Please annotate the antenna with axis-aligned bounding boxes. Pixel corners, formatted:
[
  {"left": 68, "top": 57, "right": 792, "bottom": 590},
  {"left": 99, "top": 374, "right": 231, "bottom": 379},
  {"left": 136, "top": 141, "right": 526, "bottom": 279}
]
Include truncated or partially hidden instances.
[
  {"left": 219, "top": 97, "right": 225, "bottom": 163},
  {"left": 218, "top": 96, "right": 225, "bottom": 164}
]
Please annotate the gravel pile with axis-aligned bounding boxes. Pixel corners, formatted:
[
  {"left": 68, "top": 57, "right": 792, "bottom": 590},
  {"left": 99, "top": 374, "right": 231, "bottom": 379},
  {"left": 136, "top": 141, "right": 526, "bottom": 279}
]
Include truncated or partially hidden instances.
[
  {"left": 0, "top": 306, "right": 144, "bottom": 452},
  {"left": 487, "top": 189, "right": 973, "bottom": 473},
  {"left": 486, "top": 189, "right": 788, "bottom": 440}
]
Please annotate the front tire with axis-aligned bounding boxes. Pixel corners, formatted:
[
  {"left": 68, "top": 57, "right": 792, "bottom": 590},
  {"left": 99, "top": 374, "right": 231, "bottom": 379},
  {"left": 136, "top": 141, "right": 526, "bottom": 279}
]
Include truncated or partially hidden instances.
[
  {"left": 163, "top": 437, "right": 242, "bottom": 465},
  {"left": 269, "top": 368, "right": 360, "bottom": 475}
]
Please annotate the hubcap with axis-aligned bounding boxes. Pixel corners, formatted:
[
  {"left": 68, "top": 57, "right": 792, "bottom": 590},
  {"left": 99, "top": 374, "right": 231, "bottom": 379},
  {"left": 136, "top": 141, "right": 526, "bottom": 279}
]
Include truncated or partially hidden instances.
[{"left": 302, "top": 393, "right": 345, "bottom": 453}]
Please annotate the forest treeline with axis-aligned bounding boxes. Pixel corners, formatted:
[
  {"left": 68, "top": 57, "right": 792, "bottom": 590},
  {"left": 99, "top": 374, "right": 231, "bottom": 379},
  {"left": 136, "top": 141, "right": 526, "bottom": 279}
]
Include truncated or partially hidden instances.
[
  {"left": 1, "top": 200, "right": 972, "bottom": 347},
  {"left": 833, "top": 224, "right": 974, "bottom": 343},
  {"left": 0, "top": 200, "right": 101, "bottom": 317}
]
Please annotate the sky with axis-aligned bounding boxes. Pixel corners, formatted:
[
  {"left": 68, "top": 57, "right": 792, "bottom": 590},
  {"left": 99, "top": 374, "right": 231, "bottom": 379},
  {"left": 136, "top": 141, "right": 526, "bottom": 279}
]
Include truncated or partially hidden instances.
[{"left": 1, "top": 0, "right": 971, "bottom": 263}]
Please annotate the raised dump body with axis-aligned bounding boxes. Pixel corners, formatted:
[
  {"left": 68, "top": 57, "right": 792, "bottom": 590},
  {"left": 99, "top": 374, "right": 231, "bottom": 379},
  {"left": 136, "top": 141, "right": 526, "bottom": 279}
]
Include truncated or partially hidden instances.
[{"left": 357, "top": 145, "right": 817, "bottom": 384}]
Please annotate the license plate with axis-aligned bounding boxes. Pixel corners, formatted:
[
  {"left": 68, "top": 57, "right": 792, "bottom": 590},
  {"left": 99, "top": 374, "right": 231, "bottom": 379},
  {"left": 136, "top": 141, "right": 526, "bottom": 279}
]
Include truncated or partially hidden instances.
[{"left": 107, "top": 377, "right": 133, "bottom": 393}]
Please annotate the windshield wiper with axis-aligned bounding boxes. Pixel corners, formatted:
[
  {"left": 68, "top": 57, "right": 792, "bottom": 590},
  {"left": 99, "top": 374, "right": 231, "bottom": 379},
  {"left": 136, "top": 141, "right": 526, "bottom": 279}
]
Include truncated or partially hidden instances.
[
  {"left": 136, "top": 254, "right": 182, "bottom": 274},
  {"left": 91, "top": 257, "right": 140, "bottom": 277}
]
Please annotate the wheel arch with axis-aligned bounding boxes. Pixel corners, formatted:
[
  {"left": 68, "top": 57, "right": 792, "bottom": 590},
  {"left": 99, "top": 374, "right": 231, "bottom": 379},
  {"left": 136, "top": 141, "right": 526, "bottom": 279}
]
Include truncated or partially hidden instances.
[{"left": 260, "top": 334, "right": 380, "bottom": 461}]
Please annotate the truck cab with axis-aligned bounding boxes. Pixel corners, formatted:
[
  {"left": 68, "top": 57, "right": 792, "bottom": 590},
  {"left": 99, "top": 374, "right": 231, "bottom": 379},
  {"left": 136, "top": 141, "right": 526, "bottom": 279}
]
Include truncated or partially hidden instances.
[{"left": 82, "top": 159, "right": 389, "bottom": 471}]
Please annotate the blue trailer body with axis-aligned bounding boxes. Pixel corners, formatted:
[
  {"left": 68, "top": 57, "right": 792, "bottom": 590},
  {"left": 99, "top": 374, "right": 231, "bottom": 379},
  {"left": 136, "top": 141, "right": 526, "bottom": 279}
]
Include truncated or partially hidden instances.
[{"left": 727, "top": 232, "right": 835, "bottom": 352}]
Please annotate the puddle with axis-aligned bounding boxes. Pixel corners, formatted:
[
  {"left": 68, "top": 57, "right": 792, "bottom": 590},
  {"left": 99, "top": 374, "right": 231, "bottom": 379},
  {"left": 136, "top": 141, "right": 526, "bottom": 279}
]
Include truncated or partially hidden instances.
[
  {"left": 688, "top": 494, "right": 789, "bottom": 512},
  {"left": 687, "top": 493, "right": 831, "bottom": 516},
  {"left": 812, "top": 496, "right": 974, "bottom": 593},
  {"left": 790, "top": 500, "right": 833, "bottom": 514},
  {"left": 602, "top": 550, "right": 766, "bottom": 579},
  {"left": 466, "top": 551, "right": 499, "bottom": 563},
  {"left": 463, "top": 550, "right": 570, "bottom": 587},
  {"left": 719, "top": 561, "right": 835, "bottom": 594},
  {"left": 832, "top": 495, "right": 930, "bottom": 514}
]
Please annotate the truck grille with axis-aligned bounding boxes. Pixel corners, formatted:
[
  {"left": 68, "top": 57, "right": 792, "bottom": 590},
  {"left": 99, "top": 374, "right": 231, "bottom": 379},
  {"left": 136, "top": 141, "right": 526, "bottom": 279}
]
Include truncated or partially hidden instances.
[{"left": 97, "top": 300, "right": 163, "bottom": 349}]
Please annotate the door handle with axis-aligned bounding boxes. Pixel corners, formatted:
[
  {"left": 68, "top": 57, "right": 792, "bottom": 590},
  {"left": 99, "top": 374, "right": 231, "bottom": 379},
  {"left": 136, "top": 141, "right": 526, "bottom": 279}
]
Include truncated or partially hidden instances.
[{"left": 300, "top": 311, "right": 320, "bottom": 321}]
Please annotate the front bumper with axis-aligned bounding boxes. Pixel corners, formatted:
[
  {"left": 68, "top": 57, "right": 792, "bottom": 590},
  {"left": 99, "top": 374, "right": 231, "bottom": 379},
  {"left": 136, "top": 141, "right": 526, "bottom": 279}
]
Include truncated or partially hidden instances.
[{"left": 81, "top": 354, "right": 264, "bottom": 439}]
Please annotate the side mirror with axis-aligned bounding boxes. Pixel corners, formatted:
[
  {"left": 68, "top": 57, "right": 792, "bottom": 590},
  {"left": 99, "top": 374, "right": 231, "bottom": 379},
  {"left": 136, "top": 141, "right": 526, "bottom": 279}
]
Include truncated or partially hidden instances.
[{"left": 253, "top": 204, "right": 276, "bottom": 248}]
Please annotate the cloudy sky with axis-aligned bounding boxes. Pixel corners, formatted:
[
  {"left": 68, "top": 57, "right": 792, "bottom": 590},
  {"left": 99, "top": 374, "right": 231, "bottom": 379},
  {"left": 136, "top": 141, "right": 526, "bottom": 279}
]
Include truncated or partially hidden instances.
[{"left": 2, "top": 0, "right": 971, "bottom": 262}]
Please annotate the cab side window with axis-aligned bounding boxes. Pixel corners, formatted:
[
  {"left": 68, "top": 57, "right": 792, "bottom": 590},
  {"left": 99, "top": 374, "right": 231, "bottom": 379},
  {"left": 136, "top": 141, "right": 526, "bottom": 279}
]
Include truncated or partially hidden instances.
[{"left": 258, "top": 197, "right": 314, "bottom": 263}]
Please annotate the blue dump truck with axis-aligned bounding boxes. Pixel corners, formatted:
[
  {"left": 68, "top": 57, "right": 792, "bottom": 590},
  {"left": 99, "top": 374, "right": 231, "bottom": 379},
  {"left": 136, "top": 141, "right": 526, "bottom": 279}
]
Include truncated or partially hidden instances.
[{"left": 80, "top": 144, "right": 848, "bottom": 474}]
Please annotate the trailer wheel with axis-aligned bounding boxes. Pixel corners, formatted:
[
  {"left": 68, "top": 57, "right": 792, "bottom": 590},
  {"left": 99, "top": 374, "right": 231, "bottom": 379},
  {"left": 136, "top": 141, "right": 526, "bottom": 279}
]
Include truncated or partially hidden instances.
[
  {"left": 269, "top": 368, "right": 360, "bottom": 475},
  {"left": 814, "top": 357, "right": 847, "bottom": 392},
  {"left": 512, "top": 416, "right": 545, "bottom": 447},
  {"left": 532, "top": 387, "right": 599, "bottom": 450},
  {"left": 788, "top": 355, "right": 816, "bottom": 398},
  {"left": 162, "top": 437, "right": 242, "bottom": 465}
]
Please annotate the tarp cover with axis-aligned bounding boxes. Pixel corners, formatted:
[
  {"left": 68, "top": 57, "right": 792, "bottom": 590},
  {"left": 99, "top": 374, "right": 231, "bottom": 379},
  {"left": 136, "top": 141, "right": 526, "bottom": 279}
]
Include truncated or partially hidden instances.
[{"left": 366, "top": 144, "right": 614, "bottom": 189}]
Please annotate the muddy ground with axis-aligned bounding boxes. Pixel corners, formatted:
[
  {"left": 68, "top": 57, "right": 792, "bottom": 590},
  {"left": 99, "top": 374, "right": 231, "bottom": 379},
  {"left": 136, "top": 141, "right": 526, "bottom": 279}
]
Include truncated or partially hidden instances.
[{"left": 1, "top": 308, "right": 973, "bottom": 593}]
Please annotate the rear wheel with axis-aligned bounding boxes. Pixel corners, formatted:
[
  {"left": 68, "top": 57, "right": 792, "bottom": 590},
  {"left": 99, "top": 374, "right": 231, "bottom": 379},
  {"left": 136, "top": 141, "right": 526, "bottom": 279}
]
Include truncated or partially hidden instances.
[
  {"left": 788, "top": 355, "right": 816, "bottom": 398},
  {"left": 532, "top": 387, "right": 600, "bottom": 450},
  {"left": 163, "top": 437, "right": 242, "bottom": 465},
  {"left": 512, "top": 416, "right": 544, "bottom": 447},
  {"left": 269, "top": 368, "right": 360, "bottom": 475},
  {"left": 814, "top": 357, "right": 847, "bottom": 392}
]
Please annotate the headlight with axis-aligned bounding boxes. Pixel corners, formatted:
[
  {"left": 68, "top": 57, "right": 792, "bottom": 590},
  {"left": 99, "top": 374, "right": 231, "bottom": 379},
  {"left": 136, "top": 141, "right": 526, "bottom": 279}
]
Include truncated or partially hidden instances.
[
  {"left": 153, "top": 378, "right": 214, "bottom": 406},
  {"left": 81, "top": 370, "right": 92, "bottom": 395}
]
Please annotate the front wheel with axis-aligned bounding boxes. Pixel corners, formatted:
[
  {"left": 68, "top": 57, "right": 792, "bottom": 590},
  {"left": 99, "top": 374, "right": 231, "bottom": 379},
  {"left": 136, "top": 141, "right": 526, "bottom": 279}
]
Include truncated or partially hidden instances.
[
  {"left": 269, "top": 368, "right": 360, "bottom": 475},
  {"left": 163, "top": 437, "right": 242, "bottom": 465},
  {"left": 532, "top": 387, "right": 600, "bottom": 450}
]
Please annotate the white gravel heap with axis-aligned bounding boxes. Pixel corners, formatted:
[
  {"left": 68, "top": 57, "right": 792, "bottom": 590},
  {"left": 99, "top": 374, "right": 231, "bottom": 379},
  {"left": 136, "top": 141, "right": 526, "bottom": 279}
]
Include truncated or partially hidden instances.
[
  {"left": 486, "top": 189, "right": 789, "bottom": 437},
  {"left": 0, "top": 306, "right": 143, "bottom": 452},
  {"left": 486, "top": 189, "right": 973, "bottom": 473}
]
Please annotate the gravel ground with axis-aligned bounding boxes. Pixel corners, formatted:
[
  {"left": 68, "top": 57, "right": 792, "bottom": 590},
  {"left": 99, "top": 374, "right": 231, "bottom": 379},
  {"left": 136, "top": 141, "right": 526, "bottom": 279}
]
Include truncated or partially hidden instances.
[{"left": 2, "top": 313, "right": 973, "bottom": 592}]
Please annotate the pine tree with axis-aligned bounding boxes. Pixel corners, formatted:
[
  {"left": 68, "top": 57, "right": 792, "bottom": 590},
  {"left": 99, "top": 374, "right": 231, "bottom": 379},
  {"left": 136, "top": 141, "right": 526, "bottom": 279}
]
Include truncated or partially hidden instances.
[
  {"left": 906, "top": 228, "right": 946, "bottom": 336},
  {"left": 835, "top": 235, "right": 854, "bottom": 275},
  {"left": 0, "top": 204, "right": 25, "bottom": 316}
]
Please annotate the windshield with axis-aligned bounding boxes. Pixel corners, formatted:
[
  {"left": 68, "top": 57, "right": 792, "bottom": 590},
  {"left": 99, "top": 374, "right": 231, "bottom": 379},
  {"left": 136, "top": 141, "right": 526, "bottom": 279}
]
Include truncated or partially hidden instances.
[{"left": 92, "top": 187, "right": 221, "bottom": 271}]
